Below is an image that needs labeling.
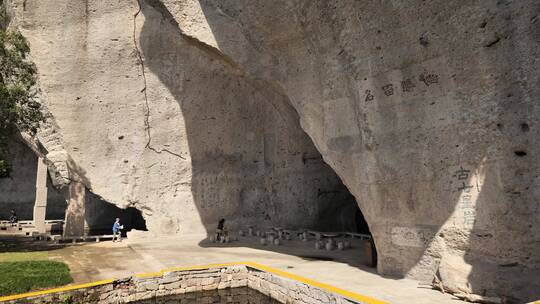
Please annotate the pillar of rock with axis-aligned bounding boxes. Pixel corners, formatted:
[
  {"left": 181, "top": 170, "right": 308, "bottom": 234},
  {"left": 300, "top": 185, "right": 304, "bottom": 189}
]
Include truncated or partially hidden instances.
[
  {"left": 63, "top": 181, "right": 86, "bottom": 237},
  {"left": 32, "top": 157, "right": 48, "bottom": 234}
]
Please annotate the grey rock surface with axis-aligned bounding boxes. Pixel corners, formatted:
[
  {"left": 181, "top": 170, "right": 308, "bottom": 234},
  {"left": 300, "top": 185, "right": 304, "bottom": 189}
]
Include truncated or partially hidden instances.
[
  {"left": 5, "top": 0, "right": 356, "bottom": 235},
  {"left": 0, "top": 140, "right": 66, "bottom": 220},
  {"left": 4, "top": 0, "right": 539, "bottom": 301}
]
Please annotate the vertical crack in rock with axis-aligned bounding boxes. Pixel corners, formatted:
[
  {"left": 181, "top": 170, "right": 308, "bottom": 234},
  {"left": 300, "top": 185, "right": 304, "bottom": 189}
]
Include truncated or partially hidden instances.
[{"left": 133, "top": 0, "right": 185, "bottom": 160}]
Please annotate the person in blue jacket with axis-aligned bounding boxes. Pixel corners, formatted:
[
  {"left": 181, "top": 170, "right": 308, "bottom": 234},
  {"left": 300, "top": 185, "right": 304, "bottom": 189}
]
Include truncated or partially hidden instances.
[{"left": 112, "top": 218, "right": 122, "bottom": 242}]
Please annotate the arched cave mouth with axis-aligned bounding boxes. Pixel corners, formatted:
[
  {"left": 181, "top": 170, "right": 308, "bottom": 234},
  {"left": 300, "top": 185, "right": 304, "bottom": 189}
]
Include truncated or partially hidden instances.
[
  {"left": 308, "top": 176, "right": 377, "bottom": 268},
  {"left": 312, "top": 179, "right": 371, "bottom": 235},
  {"left": 85, "top": 191, "right": 147, "bottom": 236},
  {"left": 0, "top": 139, "right": 147, "bottom": 236}
]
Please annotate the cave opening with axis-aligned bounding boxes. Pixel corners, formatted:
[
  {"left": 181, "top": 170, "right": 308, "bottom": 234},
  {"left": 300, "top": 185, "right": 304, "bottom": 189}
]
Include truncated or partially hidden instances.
[
  {"left": 313, "top": 179, "right": 371, "bottom": 235},
  {"left": 308, "top": 166, "right": 377, "bottom": 267},
  {"left": 85, "top": 191, "right": 147, "bottom": 236},
  {"left": 0, "top": 140, "right": 147, "bottom": 237}
]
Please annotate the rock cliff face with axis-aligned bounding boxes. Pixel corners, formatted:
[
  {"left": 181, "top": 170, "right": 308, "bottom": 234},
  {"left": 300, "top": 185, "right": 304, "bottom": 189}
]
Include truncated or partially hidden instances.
[
  {"left": 5, "top": 0, "right": 539, "bottom": 301},
  {"left": 5, "top": 0, "right": 358, "bottom": 234}
]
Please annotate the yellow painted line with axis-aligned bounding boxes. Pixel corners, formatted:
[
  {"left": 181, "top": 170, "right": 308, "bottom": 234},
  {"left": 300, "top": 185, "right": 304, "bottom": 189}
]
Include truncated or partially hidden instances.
[
  {"left": 243, "top": 262, "right": 387, "bottom": 304},
  {"left": 0, "top": 279, "right": 114, "bottom": 302},
  {"left": 0, "top": 262, "right": 387, "bottom": 304}
]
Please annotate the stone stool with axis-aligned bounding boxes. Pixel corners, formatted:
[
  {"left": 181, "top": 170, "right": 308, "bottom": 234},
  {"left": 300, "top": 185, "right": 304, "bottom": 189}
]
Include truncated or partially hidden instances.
[{"left": 325, "top": 239, "right": 335, "bottom": 251}]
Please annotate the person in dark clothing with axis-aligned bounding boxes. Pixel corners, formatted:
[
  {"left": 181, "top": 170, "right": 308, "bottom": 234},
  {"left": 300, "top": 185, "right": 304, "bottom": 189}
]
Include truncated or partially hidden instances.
[
  {"left": 217, "top": 218, "right": 225, "bottom": 231},
  {"left": 215, "top": 218, "right": 227, "bottom": 242},
  {"left": 9, "top": 210, "right": 18, "bottom": 226}
]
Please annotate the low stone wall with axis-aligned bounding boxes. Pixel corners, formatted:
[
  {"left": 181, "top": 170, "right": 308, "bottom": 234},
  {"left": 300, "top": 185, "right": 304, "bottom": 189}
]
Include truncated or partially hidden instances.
[
  {"left": 2, "top": 265, "right": 365, "bottom": 304},
  {"left": 248, "top": 269, "right": 355, "bottom": 304}
]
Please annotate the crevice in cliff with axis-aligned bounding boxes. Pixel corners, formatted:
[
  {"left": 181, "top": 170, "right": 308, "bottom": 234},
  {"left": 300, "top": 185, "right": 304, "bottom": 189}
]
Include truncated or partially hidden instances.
[{"left": 133, "top": 0, "right": 185, "bottom": 160}]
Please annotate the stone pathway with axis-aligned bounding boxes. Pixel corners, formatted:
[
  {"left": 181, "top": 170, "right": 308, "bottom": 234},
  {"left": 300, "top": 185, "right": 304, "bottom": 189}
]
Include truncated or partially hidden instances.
[{"left": 41, "top": 234, "right": 466, "bottom": 304}]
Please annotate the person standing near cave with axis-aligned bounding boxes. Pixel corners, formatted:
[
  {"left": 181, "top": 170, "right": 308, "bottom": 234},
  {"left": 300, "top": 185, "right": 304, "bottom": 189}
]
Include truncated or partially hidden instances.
[{"left": 112, "top": 218, "right": 123, "bottom": 242}]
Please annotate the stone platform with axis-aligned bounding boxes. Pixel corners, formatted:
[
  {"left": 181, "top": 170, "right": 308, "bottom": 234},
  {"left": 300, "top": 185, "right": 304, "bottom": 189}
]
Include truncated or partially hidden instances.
[
  {"left": 0, "top": 263, "right": 376, "bottom": 304},
  {"left": 33, "top": 234, "right": 470, "bottom": 304}
]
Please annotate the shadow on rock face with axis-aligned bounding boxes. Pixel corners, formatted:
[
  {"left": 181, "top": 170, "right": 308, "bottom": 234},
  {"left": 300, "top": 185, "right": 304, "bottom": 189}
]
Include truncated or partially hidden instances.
[
  {"left": 136, "top": 0, "right": 375, "bottom": 273},
  {"left": 137, "top": 0, "right": 366, "bottom": 241},
  {"left": 0, "top": 140, "right": 66, "bottom": 221},
  {"left": 185, "top": 0, "right": 539, "bottom": 302}
]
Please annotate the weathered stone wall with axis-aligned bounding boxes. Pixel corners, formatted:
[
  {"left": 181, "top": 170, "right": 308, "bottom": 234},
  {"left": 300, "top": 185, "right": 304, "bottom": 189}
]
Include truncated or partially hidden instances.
[
  {"left": 247, "top": 269, "right": 355, "bottom": 304},
  {"left": 85, "top": 200, "right": 147, "bottom": 233},
  {"left": 5, "top": 0, "right": 356, "bottom": 236},
  {"left": 4, "top": 0, "right": 539, "bottom": 301},
  {"left": 4, "top": 265, "right": 359, "bottom": 304},
  {"left": 0, "top": 140, "right": 144, "bottom": 231},
  {"left": 150, "top": 0, "right": 539, "bottom": 301},
  {"left": 0, "top": 140, "right": 66, "bottom": 220}
]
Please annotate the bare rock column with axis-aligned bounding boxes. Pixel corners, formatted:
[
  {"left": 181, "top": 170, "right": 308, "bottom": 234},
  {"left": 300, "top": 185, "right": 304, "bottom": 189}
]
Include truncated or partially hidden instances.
[
  {"left": 63, "top": 181, "right": 86, "bottom": 237},
  {"left": 33, "top": 157, "right": 48, "bottom": 234}
]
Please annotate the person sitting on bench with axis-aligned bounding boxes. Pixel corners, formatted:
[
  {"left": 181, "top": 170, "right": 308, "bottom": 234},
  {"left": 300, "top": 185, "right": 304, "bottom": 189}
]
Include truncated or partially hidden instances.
[
  {"left": 215, "top": 218, "right": 228, "bottom": 242},
  {"left": 9, "top": 210, "right": 18, "bottom": 226}
]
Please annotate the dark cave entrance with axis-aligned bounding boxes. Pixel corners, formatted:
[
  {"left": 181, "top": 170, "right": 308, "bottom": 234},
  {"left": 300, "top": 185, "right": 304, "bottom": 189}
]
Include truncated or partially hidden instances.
[
  {"left": 353, "top": 204, "right": 371, "bottom": 235},
  {"left": 311, "top": 176, "right": 377, "bottom": 267},
  {"left": 85, "top": 191, "right": 147, "bottom": 236},
  {"left": 314, "top": 178, "right": 371, "bottom": 235},
  {"left": 0, "top": 140, "right": 147, "bottom": 236}
]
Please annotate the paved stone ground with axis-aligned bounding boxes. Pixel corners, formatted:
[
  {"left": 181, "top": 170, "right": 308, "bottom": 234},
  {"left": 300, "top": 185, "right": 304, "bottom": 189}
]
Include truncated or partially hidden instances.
[{"left": 40, "top": 235, "right": 467, "bottom": 304}]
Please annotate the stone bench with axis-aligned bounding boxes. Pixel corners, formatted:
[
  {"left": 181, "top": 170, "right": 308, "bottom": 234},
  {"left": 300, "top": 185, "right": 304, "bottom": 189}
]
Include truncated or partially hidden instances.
[
  {"left": 50, "top": 234, "right": 116, "bottom": 244},
  {"left": 306, "top": 230, "right": 342, "bottom": 240},
  {"left": 344, "top": 232, "right": 371, "bottom": 240},
  {"left": 0, "top": 220, "right": 64, "bottom": 233}
]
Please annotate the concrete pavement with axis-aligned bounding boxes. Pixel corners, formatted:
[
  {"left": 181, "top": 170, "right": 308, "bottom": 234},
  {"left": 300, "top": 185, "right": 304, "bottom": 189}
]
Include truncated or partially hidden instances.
[{"left": 44, "top": 234, "right": 466, "bottom": 304}]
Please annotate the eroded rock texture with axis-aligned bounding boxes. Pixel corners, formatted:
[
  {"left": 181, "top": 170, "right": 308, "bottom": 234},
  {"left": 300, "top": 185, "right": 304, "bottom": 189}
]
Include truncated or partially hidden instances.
[
  {"left": 4, "top": 0, "right": 540, "bottom": 301},
  {"left": 5, "top": 0, "right": 357, "bottom": 235}
]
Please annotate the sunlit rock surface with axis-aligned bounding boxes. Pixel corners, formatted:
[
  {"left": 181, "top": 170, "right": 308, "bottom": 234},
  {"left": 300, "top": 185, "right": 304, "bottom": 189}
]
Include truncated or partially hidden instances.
[{"left": 4, "top": 0, "right": 539, "bottom": 301}]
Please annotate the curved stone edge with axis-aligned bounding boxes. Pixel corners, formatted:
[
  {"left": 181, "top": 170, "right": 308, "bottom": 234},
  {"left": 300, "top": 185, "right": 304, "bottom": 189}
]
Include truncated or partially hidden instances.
[{"left": 0, "top": 262, "right": 385, "bottom": 304}]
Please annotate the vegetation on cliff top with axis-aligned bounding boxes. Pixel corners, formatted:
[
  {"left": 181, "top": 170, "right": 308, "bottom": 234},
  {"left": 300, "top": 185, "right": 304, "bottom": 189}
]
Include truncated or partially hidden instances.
[{"left": 0, "top": 4, "right": 44, "bottom": 177}]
